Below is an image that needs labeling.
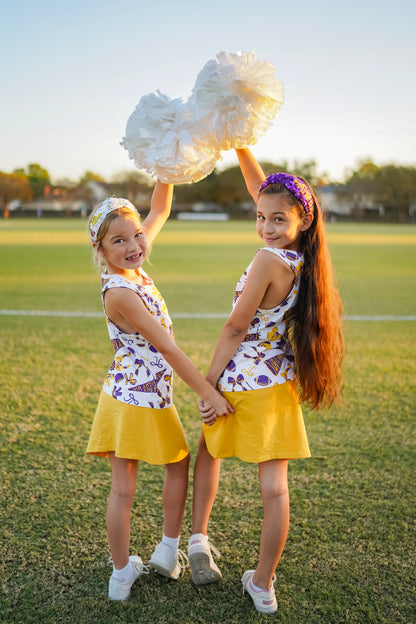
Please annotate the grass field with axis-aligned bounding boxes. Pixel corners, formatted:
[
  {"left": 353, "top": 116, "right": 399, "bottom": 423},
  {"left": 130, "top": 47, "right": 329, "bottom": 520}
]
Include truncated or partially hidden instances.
[{"left": 0, "top": 219, "right": 415, "bottom": 624}]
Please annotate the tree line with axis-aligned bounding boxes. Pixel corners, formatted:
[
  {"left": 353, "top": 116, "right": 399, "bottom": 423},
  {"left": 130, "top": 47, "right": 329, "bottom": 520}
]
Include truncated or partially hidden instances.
[{"left": 1, "top": 159, "right": 415, "bottom": 222}]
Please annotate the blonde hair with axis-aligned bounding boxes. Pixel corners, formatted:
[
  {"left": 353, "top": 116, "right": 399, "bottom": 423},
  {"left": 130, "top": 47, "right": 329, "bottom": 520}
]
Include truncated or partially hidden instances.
[{"left": 88, "top": 206, "right": 143, "bottom": 268}]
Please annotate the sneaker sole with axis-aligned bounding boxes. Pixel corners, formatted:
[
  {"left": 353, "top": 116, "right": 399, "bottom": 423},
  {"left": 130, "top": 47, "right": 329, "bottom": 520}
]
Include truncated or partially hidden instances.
[
  {"left": 108, "top": 585, "right": 131, "bottom": 601},
  {"left": 188, "top": 552, "right": 222, "bottom": 585},
  {"left": 149, "top": 561, "right": 179, "bottom": 580},
  {"left": 108, "top": 593, "right": 129, "bottom": 601},
  {"left": 251, "top": 604, "right": 278, "bottom": 614}
]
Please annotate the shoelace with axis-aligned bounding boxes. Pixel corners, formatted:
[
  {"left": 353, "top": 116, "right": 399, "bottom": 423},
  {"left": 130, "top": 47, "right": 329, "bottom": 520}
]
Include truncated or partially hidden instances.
[
  {"left": 108, "top": 556, "right": 150, "bottom": 575},
  {"left": 207, "top": 541, "right": 221, "bottom": 559},
  {"left": 176, "top": 549, "right": 190, "bottom": 576}
]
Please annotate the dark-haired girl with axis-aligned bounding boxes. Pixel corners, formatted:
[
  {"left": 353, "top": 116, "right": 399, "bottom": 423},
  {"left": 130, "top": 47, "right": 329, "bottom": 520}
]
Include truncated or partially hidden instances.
[{"left": 188, "top": 148, "right": 343, "bottom": 615}]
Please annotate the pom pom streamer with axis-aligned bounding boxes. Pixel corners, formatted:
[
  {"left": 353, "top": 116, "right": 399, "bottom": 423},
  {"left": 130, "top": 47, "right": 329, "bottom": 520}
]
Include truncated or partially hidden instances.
[
  {"left": 121, "top": 91, "right": 220, "bottom": 184},
  {"left": 190, "top": 51, "right": 284, "bottom": 151},
  {"left": 121, "top": 51, "right": 284, "bottom": 184}
]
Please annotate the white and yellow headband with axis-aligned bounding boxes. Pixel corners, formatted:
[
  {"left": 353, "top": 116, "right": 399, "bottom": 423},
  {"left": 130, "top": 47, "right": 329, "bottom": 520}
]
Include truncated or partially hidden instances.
[{"left": 89, "top": 198, "right": 139, "bottom": 242}]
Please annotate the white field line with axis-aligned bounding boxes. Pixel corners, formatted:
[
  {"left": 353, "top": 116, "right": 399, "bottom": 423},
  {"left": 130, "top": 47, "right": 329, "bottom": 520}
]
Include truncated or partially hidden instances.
[{"left": 0, "top": 309, "right": 415, "bottom": 321}]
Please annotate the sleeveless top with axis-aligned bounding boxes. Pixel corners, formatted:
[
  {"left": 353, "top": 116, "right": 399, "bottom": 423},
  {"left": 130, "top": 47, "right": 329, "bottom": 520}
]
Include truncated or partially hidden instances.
[
  {"left": 100, "top": 270, "right": 174, "bottom": 409},
  {"left": 217, "top": 247, "right": 303, "bottom": 392}
]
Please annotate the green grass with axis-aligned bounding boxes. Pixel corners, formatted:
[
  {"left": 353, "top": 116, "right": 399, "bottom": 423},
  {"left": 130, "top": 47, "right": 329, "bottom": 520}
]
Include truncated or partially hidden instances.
[
  {"left": 0, "top": 219, "right": 415, "bottom": 623},
  {"left": 0, "top": 220, "right": 415, "bottom": 315}
]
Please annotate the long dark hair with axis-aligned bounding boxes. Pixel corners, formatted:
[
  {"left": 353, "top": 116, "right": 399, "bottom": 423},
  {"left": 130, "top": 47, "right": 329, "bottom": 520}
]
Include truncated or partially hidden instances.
[{"left": 260, "top": 181, "right": 344, "bottom": 409}]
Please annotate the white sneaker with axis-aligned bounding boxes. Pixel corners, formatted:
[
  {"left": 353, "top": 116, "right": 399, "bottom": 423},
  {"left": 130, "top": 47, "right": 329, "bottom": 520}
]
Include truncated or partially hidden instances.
[
  {"left": 241, "top": 570, "right": 278, "bottom": 614},
  {"left": 108, "top": 555, "right": 149, "bottom": 601},
  {"left": 188, "top": 533, "right": 222, "bottom": 585},
  {"left": 148, "top": 541, "right": 188, "bottom": 580}
]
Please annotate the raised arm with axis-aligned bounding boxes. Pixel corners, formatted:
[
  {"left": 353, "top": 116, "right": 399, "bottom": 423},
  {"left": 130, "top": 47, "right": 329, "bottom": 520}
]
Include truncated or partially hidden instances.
[
  {"left": 235, "top": 148, "right": 266, "bottom": 203},
  {"left": 142, "top": 180, "right": 174, "bottom": 246}
]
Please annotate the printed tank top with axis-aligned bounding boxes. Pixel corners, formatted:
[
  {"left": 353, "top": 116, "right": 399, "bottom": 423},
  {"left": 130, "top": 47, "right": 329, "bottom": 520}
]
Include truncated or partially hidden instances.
[
  {"left": 217, "top": 248, "right": 303, "bottom": 392},
  {"left": 100, "top": 270, "right": 173, "bottom": 409}
]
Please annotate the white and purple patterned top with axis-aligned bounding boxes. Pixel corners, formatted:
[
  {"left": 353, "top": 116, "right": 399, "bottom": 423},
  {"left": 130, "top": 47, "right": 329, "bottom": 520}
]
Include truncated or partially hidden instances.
[
  {"left": 100, "top": 271, "right": 173, "bottom": 409},
  {"left": 217, "top": 247, "right": 303, "bottom": 392}
]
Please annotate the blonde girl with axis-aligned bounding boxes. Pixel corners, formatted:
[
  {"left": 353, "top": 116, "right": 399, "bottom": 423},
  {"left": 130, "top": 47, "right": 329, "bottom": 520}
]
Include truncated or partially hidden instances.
[{"left": 86, "top": 182, "right": 232, "bottom": 601}]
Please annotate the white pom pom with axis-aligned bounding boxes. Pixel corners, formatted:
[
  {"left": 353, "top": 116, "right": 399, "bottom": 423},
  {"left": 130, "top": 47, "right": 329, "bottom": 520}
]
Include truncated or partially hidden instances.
[
  {"left": 190, "top": 51, "right": 285, "bottom": 150},
  {"left": 121, "top": 91, "right": 221, "bottom": 184}
]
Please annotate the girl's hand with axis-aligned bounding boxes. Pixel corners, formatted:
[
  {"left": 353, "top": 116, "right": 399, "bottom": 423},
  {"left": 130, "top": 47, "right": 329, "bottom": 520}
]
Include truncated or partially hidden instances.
[
  {"left": 198, "top": 398, "right": 217, "bottom": 426},
  {"left": 199, "top": 391, "right": 234, "bottom": 425}
]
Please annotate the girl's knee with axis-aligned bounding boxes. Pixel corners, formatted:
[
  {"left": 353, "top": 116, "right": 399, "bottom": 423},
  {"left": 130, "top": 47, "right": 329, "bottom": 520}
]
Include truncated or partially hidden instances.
[
  {"left": 109, "top": 486, "right": 136, "bottom": 508},
  {"left": 262, "top": 482, "right": 289, "bottom": 501},
  {"left": 259, "top": 460, "right": 289, "bottom": 500}
]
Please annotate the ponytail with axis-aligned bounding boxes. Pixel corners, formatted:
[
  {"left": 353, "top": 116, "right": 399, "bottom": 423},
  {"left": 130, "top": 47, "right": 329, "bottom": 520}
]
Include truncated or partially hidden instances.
[
  {"left": 291, "top": 186, "right": 344, "bottom": 408},
  {"left": 259, "top": 180, "right": 343, "bottom": 409}
]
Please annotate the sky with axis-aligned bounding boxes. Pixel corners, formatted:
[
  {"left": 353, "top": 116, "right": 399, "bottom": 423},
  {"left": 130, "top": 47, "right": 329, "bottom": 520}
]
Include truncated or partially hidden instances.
[{"left": 1, "top": 0, "right": 415, "bottom": 183}]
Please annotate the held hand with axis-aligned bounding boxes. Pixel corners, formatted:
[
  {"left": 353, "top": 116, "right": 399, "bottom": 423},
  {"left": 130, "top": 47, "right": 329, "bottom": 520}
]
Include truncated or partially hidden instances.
[
  {"left": 211, "top": 390, "right": 234, "bottom": 417},
  {"left": 200, "top": 390, "right": 234, "bottom": 425},
  {"left": 198, "top": 397, "right": 217, "bottom": 426}
]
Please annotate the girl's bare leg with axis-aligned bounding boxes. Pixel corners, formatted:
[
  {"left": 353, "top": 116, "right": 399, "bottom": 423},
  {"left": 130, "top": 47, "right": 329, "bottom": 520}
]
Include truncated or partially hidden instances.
[
  {"left": 163, "top": 453, "right": 190, "bottom": 537},
  {"left": 253, "top": 459, "right": 289, "bottom": 589},
  {"left": 106, "top": 453, "right": 138, "bottom": 569},
  {"left": 192, "top": 433, "right": 221, "bottom": 535}
]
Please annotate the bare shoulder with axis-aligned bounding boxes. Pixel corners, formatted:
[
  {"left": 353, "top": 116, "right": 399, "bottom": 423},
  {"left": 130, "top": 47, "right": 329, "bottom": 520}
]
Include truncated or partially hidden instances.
[
  {"left": 252, "top": 250, "right": 295, "bottom": 309},
  {"left": 104, "top": 285, "right": 146, "bottom": 318},
  {"left": 104, "top": 285, "right": 137, "bottom": 305},
  {"left": 254, "top": 249, "right": 294, "bottom": 278}
]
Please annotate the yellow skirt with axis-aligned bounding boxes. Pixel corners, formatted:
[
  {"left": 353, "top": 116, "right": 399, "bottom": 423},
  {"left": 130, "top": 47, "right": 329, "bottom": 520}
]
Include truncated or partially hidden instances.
[
  {"left": 86, "top": 390, "right": 189, "bottom": 465},
  {"left": 203, "top": 380, "right": 310, "bottom": 463}
]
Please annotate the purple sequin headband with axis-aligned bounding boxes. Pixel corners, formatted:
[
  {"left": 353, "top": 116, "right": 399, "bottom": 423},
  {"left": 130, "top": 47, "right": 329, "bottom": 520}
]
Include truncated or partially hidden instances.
[{"left": 259, "top": 173, "right": 314, "bottom": 214}]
